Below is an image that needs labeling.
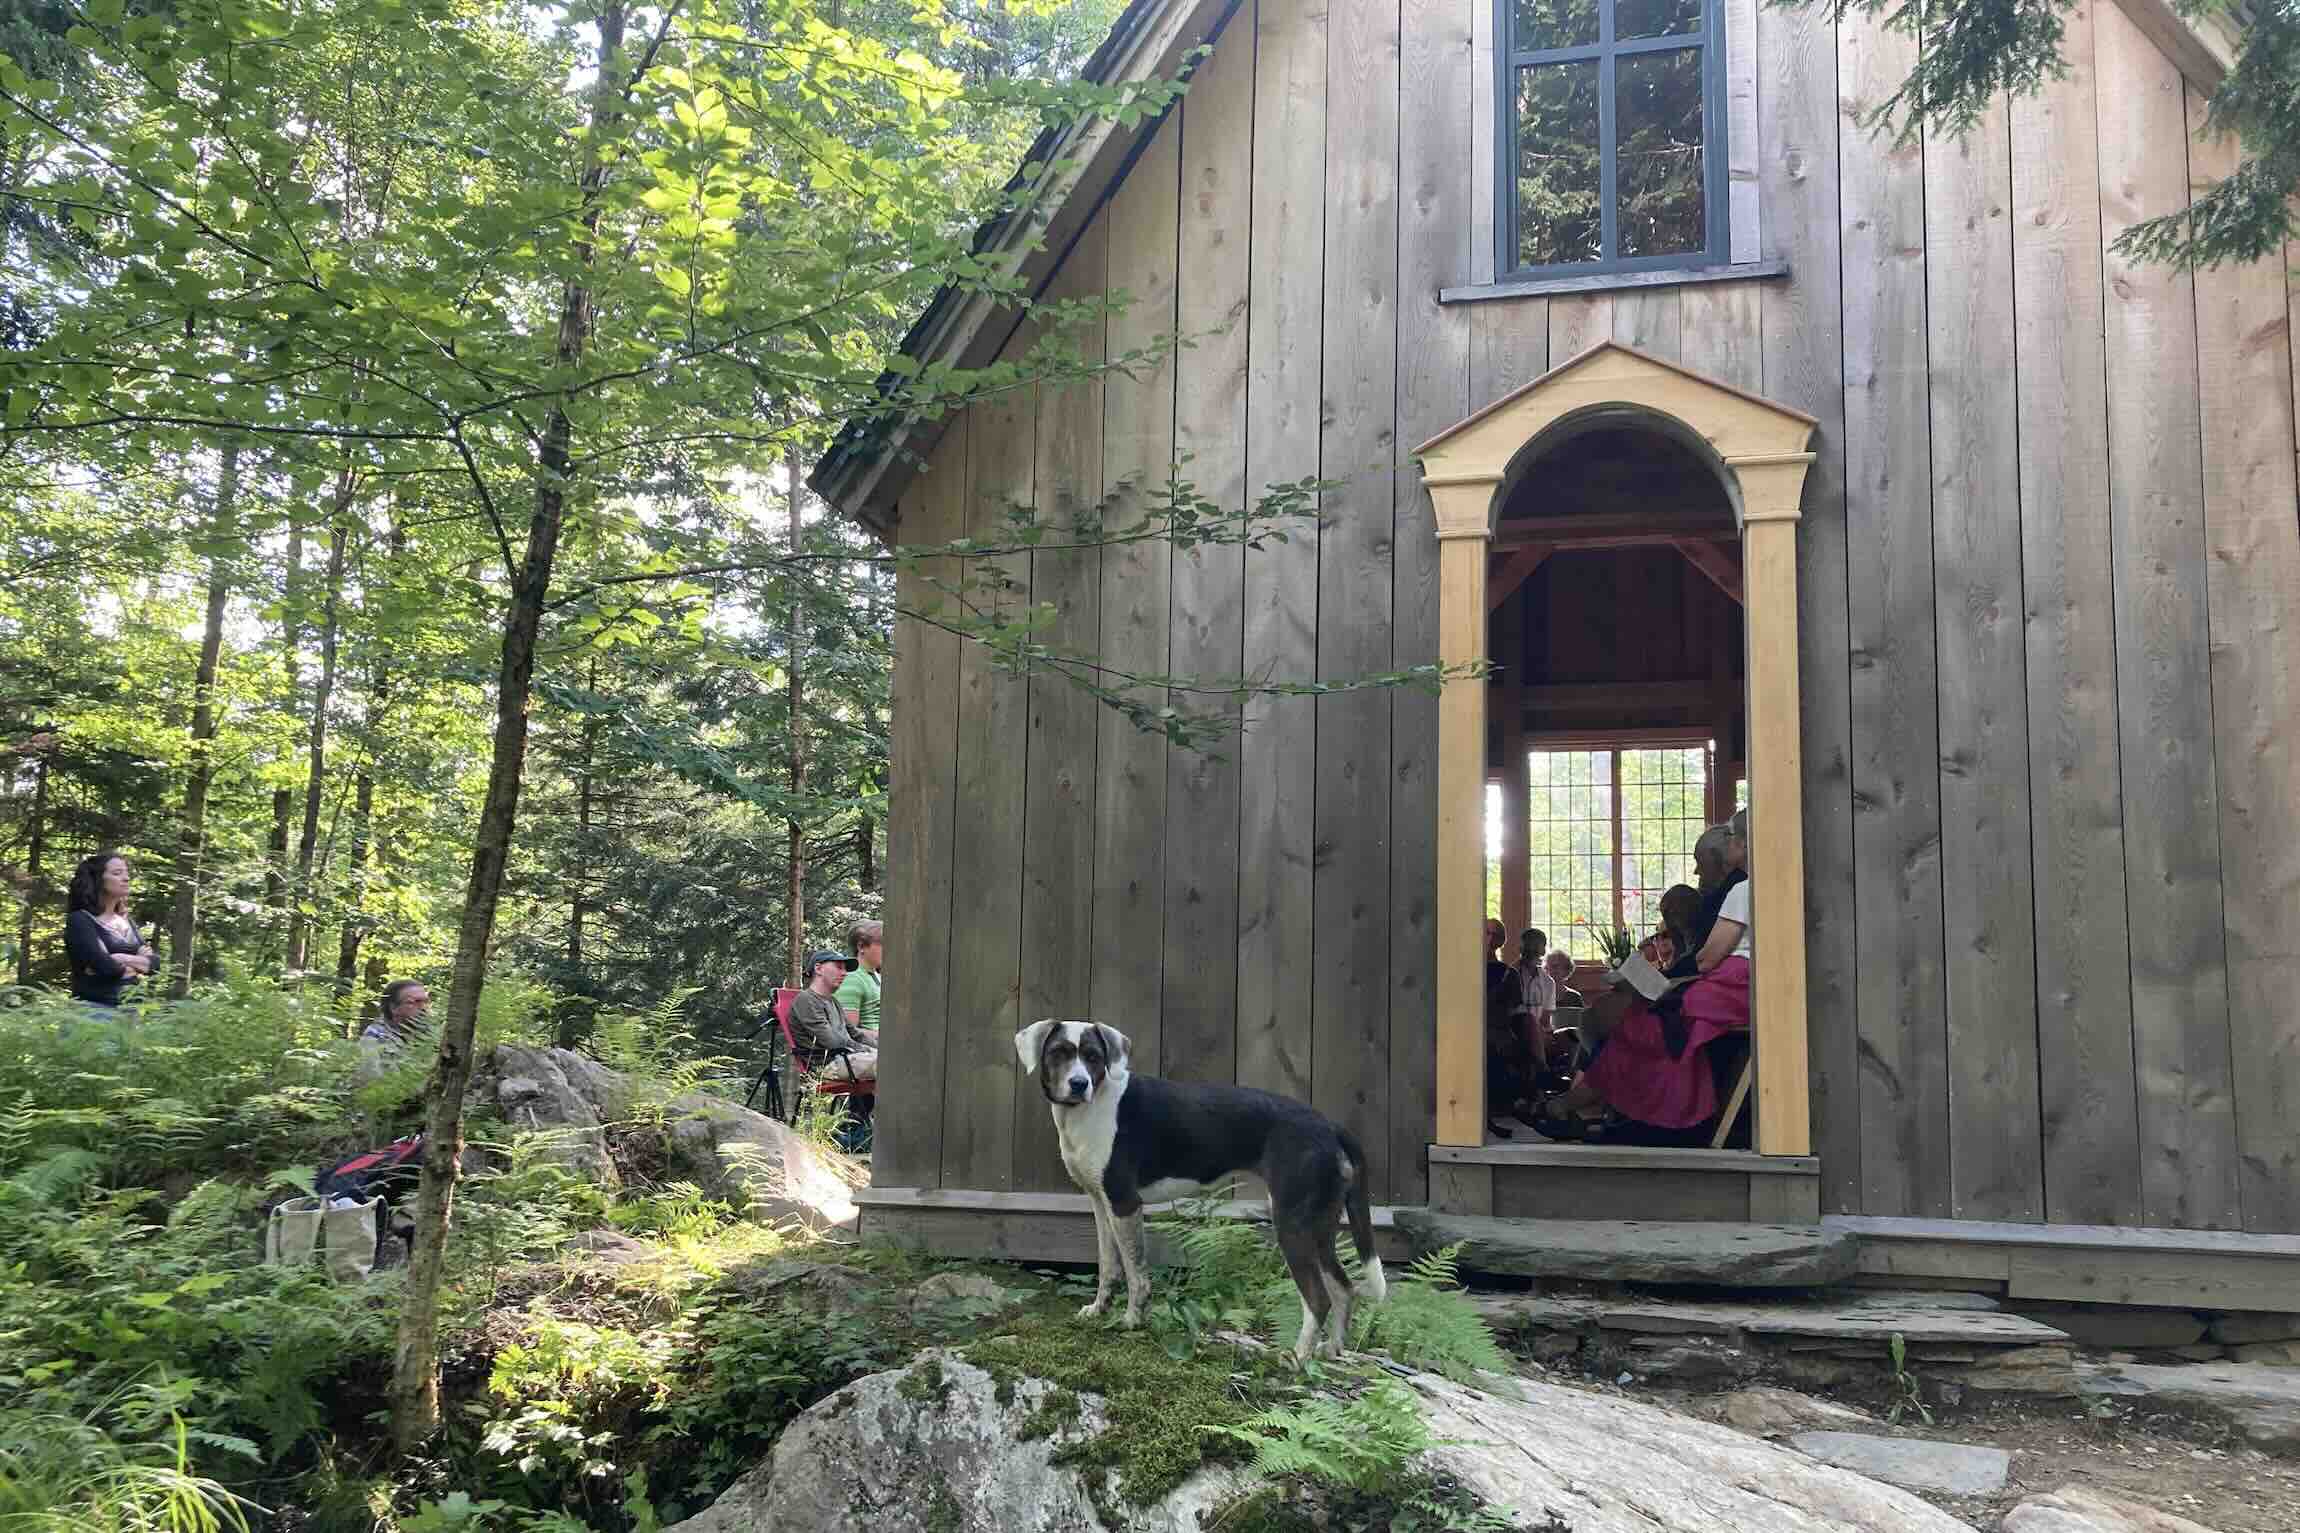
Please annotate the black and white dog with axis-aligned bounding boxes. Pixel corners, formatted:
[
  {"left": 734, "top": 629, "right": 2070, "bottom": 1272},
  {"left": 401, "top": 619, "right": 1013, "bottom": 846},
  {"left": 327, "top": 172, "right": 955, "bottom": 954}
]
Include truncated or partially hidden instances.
[{"left": 1013, "top": 1019, "right": 1387, "bottom": 1362}]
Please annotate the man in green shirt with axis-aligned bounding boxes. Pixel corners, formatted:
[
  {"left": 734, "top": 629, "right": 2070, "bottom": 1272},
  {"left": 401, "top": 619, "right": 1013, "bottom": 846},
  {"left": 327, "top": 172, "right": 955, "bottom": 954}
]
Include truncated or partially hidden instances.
[{"left": 836, "top": 919, "right": 883, "bottom": 1033}]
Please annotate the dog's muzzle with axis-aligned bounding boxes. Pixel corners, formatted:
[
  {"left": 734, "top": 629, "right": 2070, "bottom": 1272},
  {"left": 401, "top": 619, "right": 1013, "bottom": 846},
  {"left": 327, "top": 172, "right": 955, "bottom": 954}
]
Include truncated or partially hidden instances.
[{"left": 1050, "top": 1071, "right": 1094, "bottom": 1107}]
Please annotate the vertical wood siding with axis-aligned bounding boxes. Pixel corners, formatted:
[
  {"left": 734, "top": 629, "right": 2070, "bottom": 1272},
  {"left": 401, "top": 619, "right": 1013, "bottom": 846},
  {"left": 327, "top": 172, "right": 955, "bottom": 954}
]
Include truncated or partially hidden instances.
[
  {"left": 2011, "top": 0, "right": 2143, "bottom": 1228},
  {"left": 875, "top": 0, "right": 2300, "bottom": 1225}
]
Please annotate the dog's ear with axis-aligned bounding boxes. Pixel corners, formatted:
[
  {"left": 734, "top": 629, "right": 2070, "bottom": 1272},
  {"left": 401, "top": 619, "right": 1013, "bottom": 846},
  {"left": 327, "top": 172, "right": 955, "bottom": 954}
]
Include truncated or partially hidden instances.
[
  {"left": 1093, "top": 1024, "right": 1132, "bottom": 1075},
  {"left": 1014, "top": 1019, "right": 1061, "bottom": 1074}
]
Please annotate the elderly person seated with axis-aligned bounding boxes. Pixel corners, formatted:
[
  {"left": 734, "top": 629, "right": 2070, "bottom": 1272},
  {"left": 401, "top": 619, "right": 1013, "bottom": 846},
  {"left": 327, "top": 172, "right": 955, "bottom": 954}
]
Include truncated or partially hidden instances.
[{"left": 1533, "top": 815, "right": 1754, "bottom": 1142}]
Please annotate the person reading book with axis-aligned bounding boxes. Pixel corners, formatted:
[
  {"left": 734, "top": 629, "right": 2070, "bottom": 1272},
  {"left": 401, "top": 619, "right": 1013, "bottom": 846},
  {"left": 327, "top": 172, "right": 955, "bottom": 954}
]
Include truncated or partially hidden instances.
[{"left": 1532, "top": 817, "right": 1755, "bottom": 1142}]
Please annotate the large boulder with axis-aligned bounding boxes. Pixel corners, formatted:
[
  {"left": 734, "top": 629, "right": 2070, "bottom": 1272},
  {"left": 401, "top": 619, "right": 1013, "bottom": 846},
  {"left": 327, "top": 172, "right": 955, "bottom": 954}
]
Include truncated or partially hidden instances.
[
  {"left": 666, "top": 1351, "right": 1245, "bottom": 1533},
  {"left": 478, "top": 1044, "right": 861, "bottom": 1231},
  {"left": 669, "top": 1345, "right": 1974, "bottom": 1533}
]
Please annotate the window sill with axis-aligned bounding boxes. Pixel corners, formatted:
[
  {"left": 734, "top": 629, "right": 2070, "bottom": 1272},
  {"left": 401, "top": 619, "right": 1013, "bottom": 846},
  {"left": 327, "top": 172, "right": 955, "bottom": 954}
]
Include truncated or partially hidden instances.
[{"left": 1438, "top": 259, "right": 1790, "bottom": 305}]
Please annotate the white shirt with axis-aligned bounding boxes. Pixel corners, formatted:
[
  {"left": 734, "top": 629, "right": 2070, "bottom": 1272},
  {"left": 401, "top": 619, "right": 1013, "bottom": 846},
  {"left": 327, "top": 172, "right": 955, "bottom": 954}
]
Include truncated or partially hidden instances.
[
  {"left": 1518, "top": 965, "right": 1554, "bottom": 1017},
  {"left": 1718, "top": 881, "right": 1754, "bottom": 961}
]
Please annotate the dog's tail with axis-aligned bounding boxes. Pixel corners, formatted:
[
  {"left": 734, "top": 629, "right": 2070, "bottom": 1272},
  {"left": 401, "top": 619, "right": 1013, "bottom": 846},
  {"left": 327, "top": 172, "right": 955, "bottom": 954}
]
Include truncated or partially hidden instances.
[{"left": 1337, "top": 1129, "right": 1386, "bottom": 1304}]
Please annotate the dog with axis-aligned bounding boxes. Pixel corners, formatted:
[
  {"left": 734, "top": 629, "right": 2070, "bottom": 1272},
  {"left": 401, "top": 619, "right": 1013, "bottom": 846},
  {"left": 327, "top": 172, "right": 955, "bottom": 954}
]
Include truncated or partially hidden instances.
[{"left": 1013, "top": 1018, "right": 1386, "bottom": 1362}]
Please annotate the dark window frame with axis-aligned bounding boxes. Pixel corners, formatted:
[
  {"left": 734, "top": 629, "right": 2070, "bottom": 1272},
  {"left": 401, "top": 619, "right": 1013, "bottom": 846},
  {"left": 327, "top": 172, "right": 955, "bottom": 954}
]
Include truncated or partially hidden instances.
[{"left": 1496, "top": 0, "right": 1729, "bottom": 280}]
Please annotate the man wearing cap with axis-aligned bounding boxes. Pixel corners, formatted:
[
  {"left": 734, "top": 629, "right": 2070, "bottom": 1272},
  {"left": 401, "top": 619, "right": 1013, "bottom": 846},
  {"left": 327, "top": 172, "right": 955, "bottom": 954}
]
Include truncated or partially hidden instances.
[{"left": 788, "top": 950, "right": 878, "bottom": 1083}]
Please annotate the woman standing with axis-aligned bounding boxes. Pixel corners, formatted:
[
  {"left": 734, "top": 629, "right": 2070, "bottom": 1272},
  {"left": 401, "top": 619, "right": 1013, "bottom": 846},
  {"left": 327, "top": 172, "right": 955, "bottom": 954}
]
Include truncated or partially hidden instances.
[{"left": 64, "top": 852, "right": 154, "bottom": 1007}]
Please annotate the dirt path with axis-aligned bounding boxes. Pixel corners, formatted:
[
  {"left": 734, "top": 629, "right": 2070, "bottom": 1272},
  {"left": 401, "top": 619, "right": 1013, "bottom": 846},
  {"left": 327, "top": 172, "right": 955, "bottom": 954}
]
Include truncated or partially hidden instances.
[{"left": 1611, "top": 1378, "right": 2300, "bottom": 1530}]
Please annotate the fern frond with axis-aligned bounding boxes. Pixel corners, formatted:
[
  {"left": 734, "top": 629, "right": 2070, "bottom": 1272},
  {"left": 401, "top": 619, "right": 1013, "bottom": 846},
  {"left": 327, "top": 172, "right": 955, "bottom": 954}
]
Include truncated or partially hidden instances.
[{"left": 1204, "top": 1380, "right": 1434, "bottom": 1493}]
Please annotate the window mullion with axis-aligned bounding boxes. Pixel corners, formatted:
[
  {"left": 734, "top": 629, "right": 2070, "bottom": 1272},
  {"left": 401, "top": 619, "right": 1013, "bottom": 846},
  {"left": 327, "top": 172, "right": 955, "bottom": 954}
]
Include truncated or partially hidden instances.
[
  {"left": 1610, "top": 748, "right": 1625, "bottom": 937},
  {"left": 1597, "top": 0, "right": 1618, "bottom": 264}
]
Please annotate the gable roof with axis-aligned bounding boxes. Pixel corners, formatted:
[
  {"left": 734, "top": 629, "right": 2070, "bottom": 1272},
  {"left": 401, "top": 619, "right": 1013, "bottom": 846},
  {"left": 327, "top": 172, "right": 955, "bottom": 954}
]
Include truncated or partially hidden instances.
[
  {"left": 813, "top": 0, "right": 2235, "bottom": 537},
  {"left": 809, "top": 0, "right": 1243, "bottom": 537}
]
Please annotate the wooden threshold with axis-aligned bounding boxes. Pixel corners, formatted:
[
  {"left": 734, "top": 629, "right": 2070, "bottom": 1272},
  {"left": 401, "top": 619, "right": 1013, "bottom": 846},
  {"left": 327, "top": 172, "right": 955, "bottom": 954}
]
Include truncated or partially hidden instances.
[{"left": 1430, "top": 1143, "right": 1817, "bottom": 1175}]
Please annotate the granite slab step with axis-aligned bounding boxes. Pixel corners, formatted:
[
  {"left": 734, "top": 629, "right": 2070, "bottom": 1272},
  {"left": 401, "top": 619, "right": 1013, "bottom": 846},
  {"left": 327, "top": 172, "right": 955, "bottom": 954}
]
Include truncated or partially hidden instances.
[
  {"left": 1476, "top": 1293, "right": 2069, "bottom": 1350},
  {"left": 1399, "top": 1212, "right": 1860, "bottom": 1287},
  {"left": 1789, "top": 1432, "right": 2012, "bottom": 1496}
]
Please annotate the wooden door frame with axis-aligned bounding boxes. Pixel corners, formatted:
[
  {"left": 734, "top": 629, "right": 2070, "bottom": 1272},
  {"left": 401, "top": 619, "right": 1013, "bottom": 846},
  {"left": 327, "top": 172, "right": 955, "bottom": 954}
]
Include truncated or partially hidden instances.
[{"left": 1415, "top": 341, "right": 1818, "bottom": 1157}]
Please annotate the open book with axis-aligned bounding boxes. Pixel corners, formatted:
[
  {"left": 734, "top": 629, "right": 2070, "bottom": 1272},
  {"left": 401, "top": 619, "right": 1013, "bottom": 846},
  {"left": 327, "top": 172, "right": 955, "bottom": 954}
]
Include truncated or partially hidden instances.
[{"left": 1607, "top": 948, "right": 1699, "bottom": 1004}]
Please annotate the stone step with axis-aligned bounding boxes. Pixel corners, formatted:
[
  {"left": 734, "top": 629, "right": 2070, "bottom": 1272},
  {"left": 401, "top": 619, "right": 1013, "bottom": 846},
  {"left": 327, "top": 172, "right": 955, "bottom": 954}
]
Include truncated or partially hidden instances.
[
  {"left": 1478, "top": 1293, "right": 2070, "bottom": 1350},
  {"left": 1398, "top": 1210, "right": 1861, "bottom": 1287},
  {"left": 2078, "top": 1359, "right": 2300, "bottom": 1455}
]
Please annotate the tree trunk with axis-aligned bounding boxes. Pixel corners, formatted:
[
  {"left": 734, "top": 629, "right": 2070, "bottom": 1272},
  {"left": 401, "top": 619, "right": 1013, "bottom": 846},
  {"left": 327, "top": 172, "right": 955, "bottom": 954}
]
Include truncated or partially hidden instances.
[
  {"left": 557, "top": 687, "right": 599, "bottom": 1050},
  {"left": 389, "top": 2, "right": 626, "bottom": 1452},
  {"left": 785, "top": 446, "right": 807, "bottom": 984},
  {"left": 166, "top": 441, "right": 242, "bottom": 997},
  {"left": 856, "top": 814, "right": 875, "bottom": 894},
  {"left": 15, "top": 752, "right": 46, "bottom": 986},
  {"left": 271, "top": 522, "right": 304, "bottom": 958},
  {"left": 286, "top": 510, "right": 349, "bottom": 970},
  {"left": 334, "top": 757, "right": 375, "bottom": 993}
]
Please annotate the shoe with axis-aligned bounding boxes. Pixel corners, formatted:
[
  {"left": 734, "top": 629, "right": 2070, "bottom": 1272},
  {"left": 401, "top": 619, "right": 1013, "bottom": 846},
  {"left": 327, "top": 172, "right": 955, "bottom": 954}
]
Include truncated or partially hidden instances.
[{"left": 1486, "top": 1119, "right": 1515, "bottom": 1140}]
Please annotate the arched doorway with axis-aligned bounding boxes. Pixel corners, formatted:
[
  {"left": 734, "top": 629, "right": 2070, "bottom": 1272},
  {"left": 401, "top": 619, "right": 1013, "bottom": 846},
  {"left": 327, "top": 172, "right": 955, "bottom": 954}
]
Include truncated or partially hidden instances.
[{"left": 1415, "top": 342, "right": 1817, "bottom": 1158}]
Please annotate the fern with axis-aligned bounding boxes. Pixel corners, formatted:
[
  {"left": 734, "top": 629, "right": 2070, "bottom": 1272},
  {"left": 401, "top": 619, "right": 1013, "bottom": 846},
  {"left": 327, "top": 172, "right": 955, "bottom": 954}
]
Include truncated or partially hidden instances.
[
  {"left": 1204, "top": 1379, "right": 1434, "bottom": 1493},
  {"left": 1352, "top": 1245, "right": 1511, "bottom": 1384},
  {"left": 1149, "top": 1202, "right": 1508, "bottom": 1380}
]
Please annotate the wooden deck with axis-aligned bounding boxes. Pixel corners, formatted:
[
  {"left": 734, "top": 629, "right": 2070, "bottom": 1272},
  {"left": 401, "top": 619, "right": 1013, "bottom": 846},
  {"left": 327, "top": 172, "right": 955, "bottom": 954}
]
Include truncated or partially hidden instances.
[{"left": 856, "top": 1185, "right": 2300, "bottom": 1315}]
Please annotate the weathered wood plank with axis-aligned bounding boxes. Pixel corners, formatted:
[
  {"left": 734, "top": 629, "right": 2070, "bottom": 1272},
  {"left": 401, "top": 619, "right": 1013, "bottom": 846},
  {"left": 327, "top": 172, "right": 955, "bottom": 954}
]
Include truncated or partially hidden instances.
[
  {"left": 2008, "top": 1248, "right": 2300, "bottom": 1314},
  {"left": 1471, "top": 295, "right": 1550, "bottom": 410},
  {"left": 1759, "top": 0, "right": 1856, "bottom": 1216},
  {"left": 2009, "top": 0, "right": 2141, "bottom": 1228},
  {"left": 1237, "top": 0, "right": 1326, "bottom": 1104},
  {"left": 1839, "top": 7, "right": 1948, "bottom": 1218},
  {"left": 1925, "top": 99, "right": 2042, "bottom": 1221},
  {"left": 875, "top": 423, "right": 967, "bottom": 1190},
  {"left": 1724, "top": 0, "right": 1759, "bottom": 262},
  {"left": 2191, "top": 105, "right": 2300, "bottom": 1236},
  {"left": 1092, "top": 123, "right": 1181, "bottom": 1073},
  {"left": 1429, "top": 1162, "right": 1494, "bottom": 1216},
  {"left": 1015, "top": 223, "right": 1109, "bottom": 1193},
  {"left": 940, "top": 335, "right": 1038, "bottom": 1193},
  {"left": 1680, "top": 279, "right": 1762, "bottom": 391},
  {"left": 2095, "top": 4, "right": 2240, "bottom": 1231},
  {"left": 1612, "top": 287, "right": 1681, "bottom": 362},
  {"left": 1311, "top": 0, "right": 1398, "bottom": 1196},
  {"left": 1440, "top": 260, "right": 1789, "bottom": 304},
  {"left": 1469, "top": 0, "right": 1496, "bottom": 287},
  {"left": 1392, "top": 0, "right": 1474, "bottom": 1205},
  {"left": 1163, "top": 19, "right": 1253, "bottom": 1088},
  {"left": 1549, "top": 292, "right": 1614, "bottom": 363},
  {"left": 1493, "top": 1166, "right": 1752, "bottom": 1222}
]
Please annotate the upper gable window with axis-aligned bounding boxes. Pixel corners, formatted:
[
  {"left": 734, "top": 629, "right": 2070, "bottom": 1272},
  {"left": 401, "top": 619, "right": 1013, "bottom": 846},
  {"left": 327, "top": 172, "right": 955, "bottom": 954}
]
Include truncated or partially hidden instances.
[{"left": 1501, "top": 0, "right": 1725, "bottom": 277}]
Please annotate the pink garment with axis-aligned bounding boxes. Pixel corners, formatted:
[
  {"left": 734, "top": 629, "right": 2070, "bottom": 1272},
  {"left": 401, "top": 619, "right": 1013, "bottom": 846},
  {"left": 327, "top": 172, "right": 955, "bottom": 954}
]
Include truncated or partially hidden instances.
[{"left": 1583, "top": 957, "right": 1752, "bottom": 1130}]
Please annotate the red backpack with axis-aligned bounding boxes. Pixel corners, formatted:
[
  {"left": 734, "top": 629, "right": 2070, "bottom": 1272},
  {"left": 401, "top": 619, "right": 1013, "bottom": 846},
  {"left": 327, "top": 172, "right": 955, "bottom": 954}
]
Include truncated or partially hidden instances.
[{"left": 314, "top": 1133, "right": 424, "bottom": 1202}]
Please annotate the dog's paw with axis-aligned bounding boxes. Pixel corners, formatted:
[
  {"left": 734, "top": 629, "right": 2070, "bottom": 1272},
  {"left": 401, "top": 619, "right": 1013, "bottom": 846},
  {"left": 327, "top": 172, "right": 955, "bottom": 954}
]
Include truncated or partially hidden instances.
[
  {"left": 1077, "top": 1299, "right": 1109, "bottom": 1319},
  {"left": 1119, "top": 1308, "right": 1144, "bottom": 1330}
]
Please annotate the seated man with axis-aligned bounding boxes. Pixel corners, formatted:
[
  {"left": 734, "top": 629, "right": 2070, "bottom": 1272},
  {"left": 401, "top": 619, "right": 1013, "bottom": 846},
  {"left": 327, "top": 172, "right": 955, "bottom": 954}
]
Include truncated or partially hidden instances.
[{"left": 788, "top": 950, "right": 877, "bottom": 1083}]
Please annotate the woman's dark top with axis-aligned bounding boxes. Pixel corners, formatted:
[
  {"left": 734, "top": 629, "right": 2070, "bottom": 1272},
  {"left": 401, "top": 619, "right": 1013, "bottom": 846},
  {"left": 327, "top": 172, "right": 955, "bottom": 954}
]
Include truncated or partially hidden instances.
[
  {"left": 1654, "top": 867, "right": 1749, "bottom": 1056},
  {"left": 65, "top": 909, "right": 144, "bottom": 1007},
  {"left": 1664, "top": 869, "right": 1748, "bottom": 981}
]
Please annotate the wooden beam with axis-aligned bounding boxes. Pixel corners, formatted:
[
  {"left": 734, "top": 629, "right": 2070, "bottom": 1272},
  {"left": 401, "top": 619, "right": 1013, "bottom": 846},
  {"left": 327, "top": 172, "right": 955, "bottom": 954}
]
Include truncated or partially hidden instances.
[
  {"left": 1434, "top": 521, "right": 1492, "bottom": 1146},
  {"left": 2107, "top": 0, "right": 2236, "bottom": 95},
  {"left": 1517, "top": 680, "right": 1717, "bottom": 713},
  {"left": 1673, "top": 538, "right": 1745, "bottom": 604},
  {"left": 1486, "top": 546, "right": 1552, "bottom": 611},
  {"left": 1494, "top": 512, "right": 1735, "bottom": 551},
  {"left": 1740, "top": 492, "right": 1810, "bottom": 1156}
]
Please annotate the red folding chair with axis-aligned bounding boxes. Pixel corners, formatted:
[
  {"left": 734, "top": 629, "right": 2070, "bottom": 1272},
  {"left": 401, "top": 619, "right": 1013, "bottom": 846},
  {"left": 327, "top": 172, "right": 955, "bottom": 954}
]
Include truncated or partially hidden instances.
[{"left": 745, "top": 987, "right": 872, "bottom": 1125}]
